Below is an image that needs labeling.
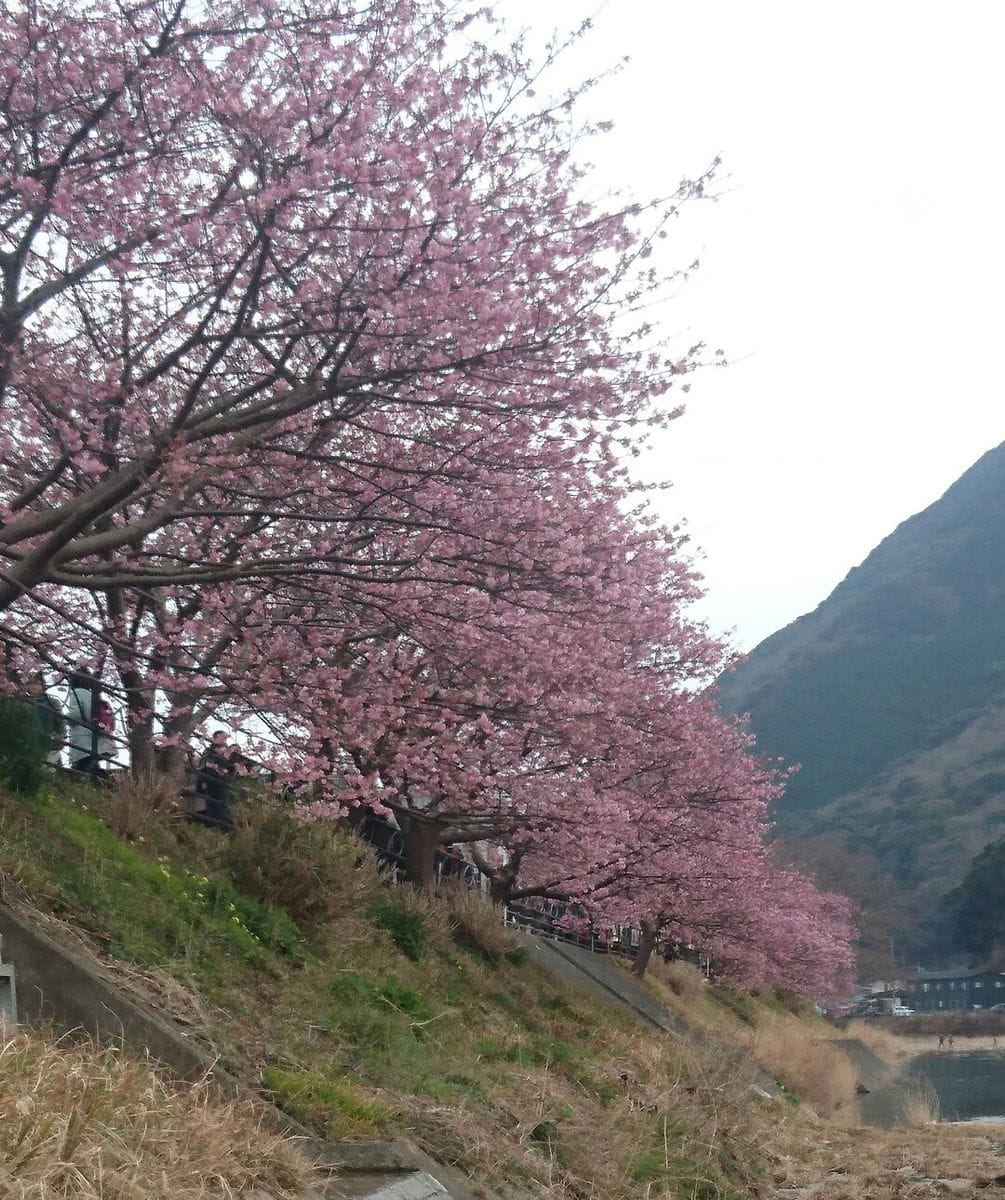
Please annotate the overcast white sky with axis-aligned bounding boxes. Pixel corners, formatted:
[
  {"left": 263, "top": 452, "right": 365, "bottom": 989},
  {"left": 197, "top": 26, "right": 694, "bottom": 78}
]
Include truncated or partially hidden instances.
[{"left": 503, "top": 1, "right": 1005, "bottom": 650}]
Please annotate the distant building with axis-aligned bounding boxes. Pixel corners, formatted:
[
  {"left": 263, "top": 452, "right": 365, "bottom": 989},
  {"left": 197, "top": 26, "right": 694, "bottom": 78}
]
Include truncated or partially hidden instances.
[
  {"left": 904, "top": 968, "right": 1005, "bottom": 1012},
  {"left": 865, "top": 978, "right": 907, "bottom": 995}
]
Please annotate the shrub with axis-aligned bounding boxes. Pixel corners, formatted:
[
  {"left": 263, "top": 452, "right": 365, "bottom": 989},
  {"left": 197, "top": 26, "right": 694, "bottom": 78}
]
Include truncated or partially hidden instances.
[
  {"left": 0, "top": 697, "right": 49, "bottom": 796},
  {"left": 443, "top": 886, "right": 523, "bottom": 963},
  {"left": 108, "top": 769, "right": 179, "bottom": 839},
  {"left": 221, "top": 796, "right": 386, "bottom": 932},
  {"left": 900, "top": 1079, "right": 940, "bottom": 1126},
  {"left": 656, "top": 959, "right": 708, "bottom": 1001}
]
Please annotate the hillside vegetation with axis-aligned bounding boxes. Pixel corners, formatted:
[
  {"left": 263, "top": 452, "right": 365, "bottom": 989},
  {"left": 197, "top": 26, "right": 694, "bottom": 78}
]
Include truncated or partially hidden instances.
[
  {"left": 0, "top": 778, "right": 892, "bottom": 1196},
  {"left": 717, "top": 441, "right": 1005, "bottom": 952},
  {"left": 0, "top": 778, "right": 778, "bottom": 1199}
]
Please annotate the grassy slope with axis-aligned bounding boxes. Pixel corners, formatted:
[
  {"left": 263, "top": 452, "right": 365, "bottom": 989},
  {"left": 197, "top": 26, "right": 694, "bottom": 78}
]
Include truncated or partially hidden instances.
[
  {"left": 0, "top": 1027, "right": 316, "bottom": 1200},
  {"left": 1, "top": 778, "right": 1002, "bottom": 1200}
]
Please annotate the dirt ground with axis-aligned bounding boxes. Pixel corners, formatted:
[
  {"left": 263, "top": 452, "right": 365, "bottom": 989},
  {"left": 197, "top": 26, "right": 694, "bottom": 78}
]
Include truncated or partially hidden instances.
[
  {"left": 768, "top": 1114, "right": 1005, "bottom": 1198},
  {"left": 764, "top": 1034, "right": 1005, "bottom": 1198}
]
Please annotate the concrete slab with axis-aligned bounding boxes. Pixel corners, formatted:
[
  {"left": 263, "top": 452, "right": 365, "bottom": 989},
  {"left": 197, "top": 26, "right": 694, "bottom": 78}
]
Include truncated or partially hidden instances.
[
  {"left": 833, "top": 1036, "right": 893, "bottom": 1092},
  {"left": 327, "top": 1172, "right": 407, "bottom": 1197},
  {"left": 518, "top": 932, "right": 686, "bottom": 1034},
  {"left": 337, "top": 1171, "right": 451, "bottom": 1200},
  {"left": 0, "top": 962, "right": 16, "bottom": 1026}
]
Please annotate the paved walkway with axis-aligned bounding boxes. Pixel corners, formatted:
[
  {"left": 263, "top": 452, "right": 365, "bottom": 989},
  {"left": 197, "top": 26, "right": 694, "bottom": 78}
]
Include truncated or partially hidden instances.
[{"left": 521, "top": 932, "right": 783, "bottom": 1100}]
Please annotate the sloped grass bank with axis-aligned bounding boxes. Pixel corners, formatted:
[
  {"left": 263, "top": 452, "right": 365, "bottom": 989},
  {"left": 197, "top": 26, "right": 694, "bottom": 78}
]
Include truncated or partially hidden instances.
[
  {"left": 2, "top": 779, "right": 992, "bottom": 1199},
  {"left": 0, "top": 783, "right": 775, "bottom": 1197},
  {"left": 0, "top": 1027, "right": 315, "bottom": 1199},
  {"left": 639, "top": 962, "right": 866, "bottom": 1116}
]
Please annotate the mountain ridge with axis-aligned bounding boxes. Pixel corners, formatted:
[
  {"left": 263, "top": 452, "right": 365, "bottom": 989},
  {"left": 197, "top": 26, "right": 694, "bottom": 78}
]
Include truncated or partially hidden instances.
[
  {"left": 715, "top": 441, "right": 1005, "bottom": 960},
  {"left": 718, "top": 440, "right": 1005, "bottom": 822}
]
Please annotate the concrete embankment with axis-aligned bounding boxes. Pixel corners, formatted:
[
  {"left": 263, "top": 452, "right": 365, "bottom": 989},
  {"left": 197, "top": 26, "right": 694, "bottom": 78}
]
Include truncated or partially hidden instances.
[{"left": 0, "top": 899, "right": 480, "bottom": 1200}]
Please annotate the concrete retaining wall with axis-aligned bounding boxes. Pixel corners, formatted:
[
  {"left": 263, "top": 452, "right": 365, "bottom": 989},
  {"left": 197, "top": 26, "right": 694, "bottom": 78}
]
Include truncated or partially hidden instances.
[
  {"left": 0, "top": 901, "right": 480, "bottom": 1200},
  {"left": 0, "top": 959, "right": 16, "bottom": 1025}
]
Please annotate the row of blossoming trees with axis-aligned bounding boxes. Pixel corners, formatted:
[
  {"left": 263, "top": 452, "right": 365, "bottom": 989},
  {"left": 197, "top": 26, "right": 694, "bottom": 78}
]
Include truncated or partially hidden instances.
[{"left": 0, "top": 0, "right": 853, "bottom": 990}]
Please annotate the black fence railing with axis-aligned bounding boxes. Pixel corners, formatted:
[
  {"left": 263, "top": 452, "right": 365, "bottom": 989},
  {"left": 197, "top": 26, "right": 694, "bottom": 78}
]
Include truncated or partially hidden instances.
[
  {"left": 31, "top": 696, "right": 693, "bottom": 968},
  {"left": 351, "top": 810, "right": 649, "bottom": 961}
]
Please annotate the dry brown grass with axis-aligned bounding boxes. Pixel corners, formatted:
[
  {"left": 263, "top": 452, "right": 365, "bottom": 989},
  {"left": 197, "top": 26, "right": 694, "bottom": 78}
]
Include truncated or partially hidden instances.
[
  {"left": 440, "top": 885, "right": 523, "bottom": 962},
  {"left": 841, "top": 1018, "right": 914, "bottom": 1063},
  {"left": 0, "top": 1029, "right": 318, "bottom": 1199},
  {"left": 762, "top": 1105, "right": 1005, "bottom": 1200},
  {"left": 750, "top": 1018, "right": 858, "bottom": 1115},
  {"left": 652, "top": 958, "right": 708, "bottom": 1002},
  {"left": 398, "top": 1026, "right": 766, "bottom": 1200},
  {"left": 899, "top": 1078, "right": 941, "bottom": 1127}
]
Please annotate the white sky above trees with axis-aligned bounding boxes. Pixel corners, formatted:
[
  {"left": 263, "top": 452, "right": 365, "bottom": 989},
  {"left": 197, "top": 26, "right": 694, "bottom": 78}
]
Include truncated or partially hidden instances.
[{"left": 505, "top": 1, "right": 1005, "bottom": 650}]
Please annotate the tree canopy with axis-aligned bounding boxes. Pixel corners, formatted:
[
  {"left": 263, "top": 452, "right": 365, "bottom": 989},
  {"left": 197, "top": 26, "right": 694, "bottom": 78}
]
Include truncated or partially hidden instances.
[{"left": 0, "top": 0, "right": 854, "bottom": 994}]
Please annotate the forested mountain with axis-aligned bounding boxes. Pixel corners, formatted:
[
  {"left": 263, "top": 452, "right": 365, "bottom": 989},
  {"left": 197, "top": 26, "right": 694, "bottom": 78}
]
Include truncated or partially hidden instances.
[{"left": 718, "top": 442, "right": 1005, "bottom": 939}]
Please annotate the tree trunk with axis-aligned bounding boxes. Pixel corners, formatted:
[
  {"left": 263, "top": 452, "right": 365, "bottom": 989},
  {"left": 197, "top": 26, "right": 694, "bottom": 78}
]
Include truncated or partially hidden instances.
[
  {"left": 399, "top": 812, "right": 441, "bottom": 893},
  {"left": 631, "top": 919, "right": 658, "bottom": 980},
  {"left": 489, "top": 872, "right": 516, "bottom": 906},
  {"left": 126, "top": 700, "right": 157, "bottom": 777}
]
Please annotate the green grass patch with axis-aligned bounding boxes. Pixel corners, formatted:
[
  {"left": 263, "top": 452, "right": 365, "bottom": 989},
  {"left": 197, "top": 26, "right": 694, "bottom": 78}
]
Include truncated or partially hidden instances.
[
  {"left": 629, "top": 1147, "right": 746, "bottom": 1200},
  {"left": 0, "top": 791, "right": 299, "bottom": 979},
  {"left": 369, "top": 894, "right": 430, "bottom": 961},
  {"left": 262, "top": 1066, "right": 392, "bottom": 1138}
]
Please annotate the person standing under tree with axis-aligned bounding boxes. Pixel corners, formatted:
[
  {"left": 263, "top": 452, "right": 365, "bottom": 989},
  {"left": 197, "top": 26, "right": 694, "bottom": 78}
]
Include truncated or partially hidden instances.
[
  {"left": 65, "top": 663, "right": 114, "bottom": 776},
  {"left": 196, "top": 731, "right": 235, "bottom": 831}
]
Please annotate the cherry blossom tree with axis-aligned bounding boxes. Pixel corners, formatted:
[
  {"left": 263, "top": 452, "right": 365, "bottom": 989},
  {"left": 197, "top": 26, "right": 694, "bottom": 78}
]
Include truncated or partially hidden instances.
[
  {"left": 0, "top": 0, "right": 698, "bottom": 615},
  {"left": 458, "top": 687, "right": 855, "bottom": 993},
  {"left": 0, "top": 0, "right": 701, "bottom": 774},
  {"left": 0, "top": 0, "right": 855, "bottom": 994}
]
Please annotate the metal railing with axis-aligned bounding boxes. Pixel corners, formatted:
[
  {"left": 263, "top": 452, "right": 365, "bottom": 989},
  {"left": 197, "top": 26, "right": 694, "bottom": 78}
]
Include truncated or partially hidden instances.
[{"left": 28, "top": 696, "right": 693, "bottom": 969}]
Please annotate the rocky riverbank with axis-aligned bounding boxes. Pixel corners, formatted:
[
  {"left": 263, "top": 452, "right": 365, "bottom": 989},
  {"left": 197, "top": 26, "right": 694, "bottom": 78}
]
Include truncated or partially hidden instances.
[{"left": 769, "top": 1118, "right": 1005, "bottom": 1198}]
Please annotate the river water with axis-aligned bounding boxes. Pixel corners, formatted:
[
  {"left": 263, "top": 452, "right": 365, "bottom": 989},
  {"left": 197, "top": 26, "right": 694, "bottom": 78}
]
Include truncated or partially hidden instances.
[
  {"left": 856, "top": 1050, "right": 1005, "bottom": 1126},
  {"left": 892, "top": 1052, "right": 1005, "bottom": 1123}
]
